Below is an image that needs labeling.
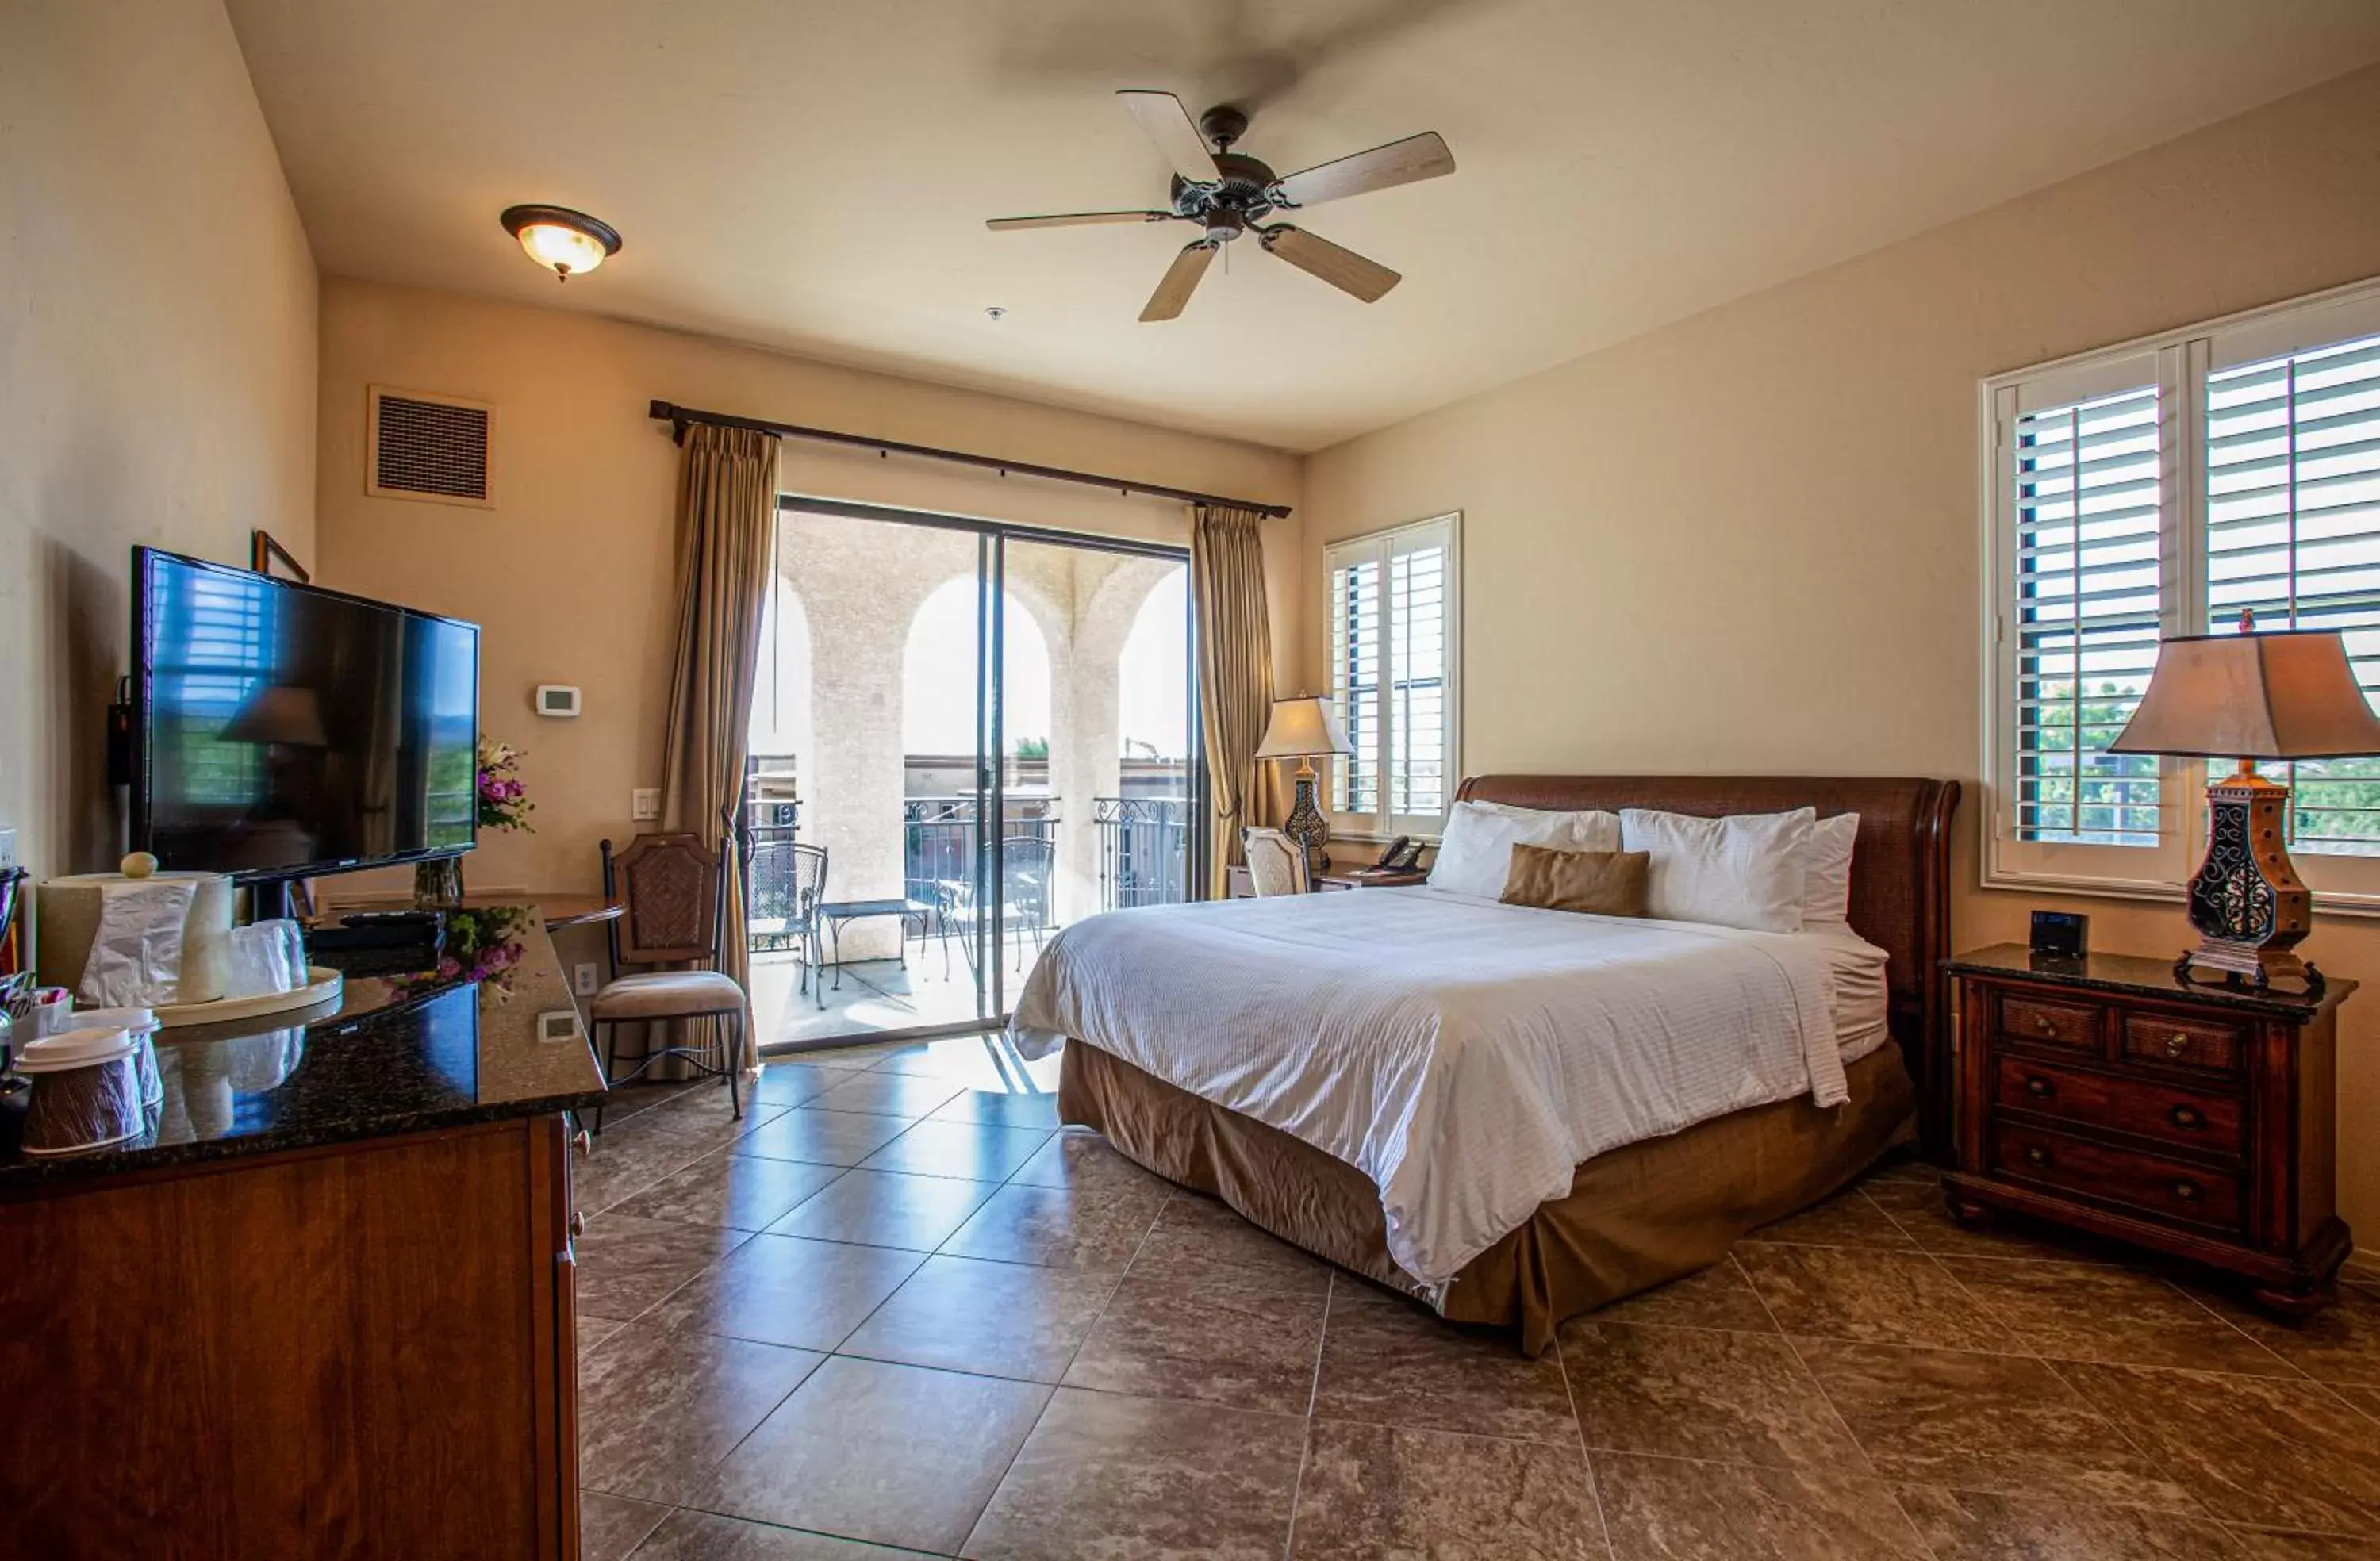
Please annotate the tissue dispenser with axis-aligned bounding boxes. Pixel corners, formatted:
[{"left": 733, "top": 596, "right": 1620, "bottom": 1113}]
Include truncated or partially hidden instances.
[{"left": 36, "top": 870, "right": 235, "bottom": 1004}]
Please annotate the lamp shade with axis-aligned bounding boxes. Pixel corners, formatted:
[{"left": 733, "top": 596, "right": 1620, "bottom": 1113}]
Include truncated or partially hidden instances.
[
  {"left": 2106, "top": 628, "right": 2380, "bottom": 760},
  {"left": 1254, "top": 696, "right": 1350, "bottom": 761},
  {"left": 222, "top": 685, "right": 328, "bottom": 748}
]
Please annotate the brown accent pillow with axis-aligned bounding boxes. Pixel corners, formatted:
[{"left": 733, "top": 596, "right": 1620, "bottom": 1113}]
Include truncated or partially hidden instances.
[{"left": 1499, "top": 845, "right": 1651, "bottom": 917}]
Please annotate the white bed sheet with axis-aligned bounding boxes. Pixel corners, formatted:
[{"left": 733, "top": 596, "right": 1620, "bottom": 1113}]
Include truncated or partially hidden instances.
[
  {"left": 1008, "top": 885, "right": 1852, "bottom": 1291},
  {"left": 1812, "top": 926, "right": 1891, "bottom": 1064}
]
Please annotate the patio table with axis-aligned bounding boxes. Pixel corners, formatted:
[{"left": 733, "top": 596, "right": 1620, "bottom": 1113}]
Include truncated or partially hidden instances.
[{"left": 816, "top": 897, "right": 938, "bottom": 991}]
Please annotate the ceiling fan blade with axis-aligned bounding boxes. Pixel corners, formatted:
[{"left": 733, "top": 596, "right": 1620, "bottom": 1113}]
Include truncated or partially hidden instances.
[
  {"left": 1117, "top": 89, "right": 1220, "bottom": 182},
  {"left": 1261, "top": 224, "right": 1400, "bottom": 302},
  {"left": 1271, "top": 131, "right": 1454, "bottom": 208},
  {"left": 986, "top": 210, "right": 1173, "bottom": 231},
  {"left": 1140, "top": 241, "right": 1217, "bottom": 322}
]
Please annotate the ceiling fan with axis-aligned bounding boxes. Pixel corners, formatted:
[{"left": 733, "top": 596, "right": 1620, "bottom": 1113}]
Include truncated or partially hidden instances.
[{"left": 985, "top": 90, "right": 1456, "bottom": 322}]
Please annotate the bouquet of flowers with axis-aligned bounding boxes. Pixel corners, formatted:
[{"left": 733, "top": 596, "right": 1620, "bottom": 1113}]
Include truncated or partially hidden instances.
[
  {"left": 478, "top": 737, "right": 535, "bottom": 833},
  {"left": 391, "top": 906, "right": 532, "bottom": 1003}
]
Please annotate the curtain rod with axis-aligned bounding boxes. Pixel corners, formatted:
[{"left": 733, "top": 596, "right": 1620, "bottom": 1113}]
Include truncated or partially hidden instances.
[{"left": 648, "top": 399, "right": 1293, "bottom": 519}]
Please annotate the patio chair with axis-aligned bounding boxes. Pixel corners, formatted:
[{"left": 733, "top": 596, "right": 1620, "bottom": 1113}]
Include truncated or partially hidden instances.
[
  {"left": 1000, "top": 834, "right": 1056, "bottom": 970},
  {"left": 589, "top": 830, "right": 747, "bottom": 1130},
  {"left": 1242, "top": 827, "right": 1310, "bottom": 896}
]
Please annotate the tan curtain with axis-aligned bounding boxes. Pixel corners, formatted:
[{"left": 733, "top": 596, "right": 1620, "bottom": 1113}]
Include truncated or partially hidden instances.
[
  {"left": 1191, "top": 504, "right": 1285, "bottom": 897},
  {"left": 658, "top": 424, "right": 778, "bottom": 1073}
]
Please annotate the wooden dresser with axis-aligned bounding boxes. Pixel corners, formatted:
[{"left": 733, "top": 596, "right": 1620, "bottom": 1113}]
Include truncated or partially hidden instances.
[{"left": 1944, "top": 942, "right": 2354, "bottom": 1314}]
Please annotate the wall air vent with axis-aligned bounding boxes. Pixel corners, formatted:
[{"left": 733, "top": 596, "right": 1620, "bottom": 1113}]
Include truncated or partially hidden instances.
[{"left": 367, "top": 385, "right": 494, "bottom": 507}]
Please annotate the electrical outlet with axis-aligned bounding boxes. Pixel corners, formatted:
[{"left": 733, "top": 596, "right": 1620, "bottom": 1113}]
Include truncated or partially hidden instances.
[
  {"left": 537, "top": 1010, "right": 582, "bottom": 1045},
  {"left": 0, "top": 828, "right": 15, "bottom": 875},
  {"left": 631, "top": 788, "right": 662, "bottom": 821},
  {"left": 574, "top": 962, "right": 599, "bottom": 997}
]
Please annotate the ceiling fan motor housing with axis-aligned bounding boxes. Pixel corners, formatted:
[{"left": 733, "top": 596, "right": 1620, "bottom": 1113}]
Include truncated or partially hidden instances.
[{"left": 1171, "top": 148, "right": 1281, "bottom": 241}]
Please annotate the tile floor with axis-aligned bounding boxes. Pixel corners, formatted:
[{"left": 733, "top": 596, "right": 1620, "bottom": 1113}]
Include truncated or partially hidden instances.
[{"left": 574, "top": 1039, "right": 2380, "bottom": 1559}]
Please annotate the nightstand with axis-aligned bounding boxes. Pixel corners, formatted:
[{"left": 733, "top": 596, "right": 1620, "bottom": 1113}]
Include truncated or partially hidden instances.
[
  {"left": 1944, "top": 942, "right": 2355, "bottom": 1314},
  {"left": 1225, "top": 865, "right": 1430, "bottom": 898}
]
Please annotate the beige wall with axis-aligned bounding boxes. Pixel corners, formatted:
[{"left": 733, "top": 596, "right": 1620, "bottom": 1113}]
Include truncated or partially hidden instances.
[
  {"left": 1302, "top": 66, "right": 2380, "bottom": 1229},
  {"left": 0, "top": 0, "right": 317, "bottom": 878},
  {"left": 314, "top": 278, "right": 1299, "bottom": 901}
]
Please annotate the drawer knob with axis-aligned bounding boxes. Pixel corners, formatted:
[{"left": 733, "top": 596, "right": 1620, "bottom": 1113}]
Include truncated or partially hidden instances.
[
  {"left": 570, "top": 1210, "right": 587, "bottom": 1237},
  {"left": 2171, "top": 1179, "right": 2202, "bottom": 1203},
  {"left": 2166, "top": 1033, "right": 2190, "bottom": 1057},
  {"left": 573, "top": 1128, "right": 593, "bottom": 1156},
  {"left": 2025, "top": 1075, "right": 2055, "bottom": 1099},
  {"left": 2035, "top": 1015, "right": 2056, "bottom": 1035},
  {"left": 2168, "top": 1104, "right": 2205, "bottom": 1130},
  {"left": 2024, "top": 1145, "right": 2053, "bottom": 1169}
]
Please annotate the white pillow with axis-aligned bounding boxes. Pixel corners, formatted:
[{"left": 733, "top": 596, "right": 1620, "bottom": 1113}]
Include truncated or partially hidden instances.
[
  {"left": 1463, "top": 800, "right": 1621, "bottom": 850},
  {"left": 1427, "top": 801, "right": 1610, "bottom": 899},
  {"left": 1619, "top": 807, "right": 1816, "bottom": 933},
  {"left": 1801, "top": 813, "right": 1859, "bottom": 928}
]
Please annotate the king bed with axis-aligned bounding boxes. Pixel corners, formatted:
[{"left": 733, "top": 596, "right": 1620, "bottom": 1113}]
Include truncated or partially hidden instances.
[{"left": 1010, "top": 773, "right": 1958, "bottom": 1354}]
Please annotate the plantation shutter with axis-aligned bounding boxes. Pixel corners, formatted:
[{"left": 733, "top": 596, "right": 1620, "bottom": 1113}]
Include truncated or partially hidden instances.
[
  {"left": 2205, "top": 325, "right": 2380, "bottom": 856},
  {"left": 2006, "top": 378, "right": 2165, "bottom": 846},
  {"left": 1326, "top": 515, "right": 1461, "bottom": 836}
]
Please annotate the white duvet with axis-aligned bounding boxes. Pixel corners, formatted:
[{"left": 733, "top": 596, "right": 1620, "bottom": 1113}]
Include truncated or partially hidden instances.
[{"left": 1009, "top": 886, "right": 1858, "bottom": 1292}]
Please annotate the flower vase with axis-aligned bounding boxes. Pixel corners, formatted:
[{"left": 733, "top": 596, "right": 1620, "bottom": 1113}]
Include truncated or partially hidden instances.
[{"left": 413, "top": 856, "right": 466, "bottom": 909}]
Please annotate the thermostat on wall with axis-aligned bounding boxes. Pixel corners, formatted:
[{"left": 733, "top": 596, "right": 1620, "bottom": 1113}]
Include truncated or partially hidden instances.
[{"left": 534, "top": 685, "right": 582, "bottom": 718}]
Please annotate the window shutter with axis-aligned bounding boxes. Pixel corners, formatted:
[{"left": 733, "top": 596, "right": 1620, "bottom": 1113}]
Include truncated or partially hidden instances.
[
  {"left": 1387, "top": 524, "right": 1451, "bottom": 824},
  {"left": 2010, "top": 382, "right": 2164, "bottom": 845},
  {"left": 1328, "top": 549, "right": 1381, "bottom": 819},
  {"left": 2205, "top": 328, "right": 2380, "bottom": 855}
]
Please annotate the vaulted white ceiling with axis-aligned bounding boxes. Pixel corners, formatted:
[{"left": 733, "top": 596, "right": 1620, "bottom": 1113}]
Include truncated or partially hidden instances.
[{"left": 226, "top": 0, "right": 2380, "bottom": 451}]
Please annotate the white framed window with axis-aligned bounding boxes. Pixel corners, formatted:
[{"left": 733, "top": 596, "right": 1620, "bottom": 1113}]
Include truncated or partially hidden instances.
[
  {"left": 1983, "top": 275, "right": 2380, "bottom": 911},
  {"left": 1326, "top": 513, "right": 1461, "bottom": 838}
]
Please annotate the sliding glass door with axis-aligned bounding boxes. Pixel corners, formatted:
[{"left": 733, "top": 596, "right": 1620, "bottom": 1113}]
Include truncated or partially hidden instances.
[{"left": 741, "top": 501, "right": 1200, "bottom": 1048}]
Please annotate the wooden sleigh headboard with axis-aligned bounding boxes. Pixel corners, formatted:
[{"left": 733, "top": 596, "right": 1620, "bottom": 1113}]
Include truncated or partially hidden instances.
[{"left": 1457, "top": 774, "right": 1962, "bottom": 1157}]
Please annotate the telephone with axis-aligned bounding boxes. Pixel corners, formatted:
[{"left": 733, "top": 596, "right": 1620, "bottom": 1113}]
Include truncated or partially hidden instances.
[{"left": 1372, "top": 835, "right": 1425, "bottom": 873}]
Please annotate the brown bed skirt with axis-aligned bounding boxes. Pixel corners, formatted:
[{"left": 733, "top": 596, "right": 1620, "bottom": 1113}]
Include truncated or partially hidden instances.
[{"left": 1058, "top": 1041, "right": 1920, "bottom": 1355}]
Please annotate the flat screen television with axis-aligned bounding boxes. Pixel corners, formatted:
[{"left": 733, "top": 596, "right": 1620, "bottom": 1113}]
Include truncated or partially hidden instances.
[{"left": 130, "top": 547, "right": 480, "bottom": 880}]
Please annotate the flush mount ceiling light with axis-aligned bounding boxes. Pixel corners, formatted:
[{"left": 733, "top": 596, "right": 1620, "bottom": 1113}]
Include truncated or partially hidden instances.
[{"left": 498, "top": 204, "right": 620, "bottom": 281}]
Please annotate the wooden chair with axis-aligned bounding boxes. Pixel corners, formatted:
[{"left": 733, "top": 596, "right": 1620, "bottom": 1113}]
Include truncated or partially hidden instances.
[
  {"left": 1242, "top": 827, "right": 1311, "bottom": 896},
  {"left": 589, "top": 831, "right": 746, "bottom": 1129}
]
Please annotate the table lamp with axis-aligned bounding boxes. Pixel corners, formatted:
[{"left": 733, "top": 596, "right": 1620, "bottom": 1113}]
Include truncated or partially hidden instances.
[
  {"left": 1255, "top": 696, "right": 1352, "bottom": 871},
  {"left": 2107, "top": 611, "right": 2380, "bottom": 992}
]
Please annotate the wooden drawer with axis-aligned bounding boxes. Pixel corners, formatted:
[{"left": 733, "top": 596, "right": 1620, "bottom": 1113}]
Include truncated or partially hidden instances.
[
  {"left": 1996, "top": 991, "right": 2101, "bottom": 1052},
  {"left": 1992, "top": 1056, "right": 2243, "bottom": 1157},
  {"left": 2120, "top": 1009, "right": 2246, "bottom": 1076},
  {"left": 1992, "top": 1120, "right": 2243, "bottom": 1231}
]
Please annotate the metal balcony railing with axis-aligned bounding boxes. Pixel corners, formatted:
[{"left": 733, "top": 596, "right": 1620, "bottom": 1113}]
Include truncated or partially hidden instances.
[{"left": 1094, "top": 796, "right": 1190, "bottom": 911}]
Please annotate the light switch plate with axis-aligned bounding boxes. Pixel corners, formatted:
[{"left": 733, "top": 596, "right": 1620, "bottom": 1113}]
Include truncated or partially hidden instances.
[
  {"left": 574, "top": 962, "right": 599, "bottom": 996},
  {"left": 631, "top": 788, "right": 662, "bottom": 821},
  {"left": 0, "top": 828, "right": 15, "bottom": 875}
]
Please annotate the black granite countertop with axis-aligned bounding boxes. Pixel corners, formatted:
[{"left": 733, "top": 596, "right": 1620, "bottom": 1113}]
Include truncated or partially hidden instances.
[
  {"left": 0, "top": 902, "right": 606, "bottom": 1188},
  {"left": 1944, "top": 942, "right": 2355, "bottom": 1018}
]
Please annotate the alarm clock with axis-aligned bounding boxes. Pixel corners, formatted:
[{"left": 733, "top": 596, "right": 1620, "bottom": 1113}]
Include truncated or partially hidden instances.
[{"left": 2030, "top": 910, "right": 2090, "bottom": 960}]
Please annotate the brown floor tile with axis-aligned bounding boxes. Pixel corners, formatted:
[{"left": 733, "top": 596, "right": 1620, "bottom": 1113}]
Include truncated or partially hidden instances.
[
  {"left": 647, "top": 1231, "right": 922, "bottom": 1351},
  {"left": 1127, "top": 1193, "right": 1337, "bottom": 1296},
  {"left": 808, "top": 1070, "right": 965, "bottom": 1119},
  {"left": 1063, "top": 1276, "right": 1328, "bottom": 1413},
  {"left": 1291, "top": 1420, "right": 1610, "bottom": 1559},
  {"left": 1864, "top": 1180, "right": 2125, "bottom": 1264},
  {"left": 766, "top": 1168, "right": 999, "bottom": 1250},
  {"left": 1590, "top": 1257, "right": 1779, "bottom": 1333},
  {"left": 625, "top": 1509, "right": 912, "bottom": 1557},
  {"left": 1946, "top": 1259, "right": 2301, "bottom": 1376},
  {"left": 858, "top": 1118, "right": 1053, "bottom": 1181},
  {"left": 735, "top": 1107, "right": 910, "bottom": 1168},
  {"left": 1591, "top": 1452, "right": 1929, "bottom": 1560},
  {"left": 2224, "top": 1527, "right": 2380, "bottom": 1559},
  {"left": 748, "top": 1061, "right": 859, "bottom": 1108},
  {"left": 697, "top": 1356, "right": 1050, "bottom": 1554},
  {"left": 580, "top": 1490, "right": 670, "bottom": 1561},
  {"left": 2060, "top": 1360, "right": 2380, "bottom": 1535},
  {"left": 574, "top": 1214, "right": 752, "bottom": 1317},
  {"left": 1737, "top": 1245, "right": 2012, "bottom": 1350},
  {"left": 931, "top": 1089, "right": 1064, "bottom": 1130},
  {"left": 576, "top": 1122, "right": 726, "bottom": 1215},
  {"left": 1892, "top": 1485, "right": 2247, "bottom": 1559},
  {"left": 635, "top": 1095, "right": 787, "bottom": 1148},
  {"left": 613, "top": 1153, "right": 846, "bottom": 1233},
  {"left": 1313, "top": 1283, "right": 1579, "bottom": 1445},
  {"left": 1745, "top": 1187, "right": 1921, "bottom": 1251},
  {"left": 1563, "top": 1320, "right": 1868, "bottom": 1472},
  {"left": 941, "top": 1180, "right": 1169, "bottom": 1272},
  {"left": 1009, "top": 1129, "right": 1171, "bottom": 1198},
  {"left": 841, "top": 1253, "right": 1118, "bottom": 1382},
  {"left": 579, "top": 1311, "right": 633, "bottom": 1356},
  {"left": 962, "top": 1386, "right": 1306, "bottom": 1560},
  {"left": 1857, "top": 1153, "right": 1944, "bottom": 1187},
  {"left": 2193, "top": 1282, "right": 2380, "bottom": 1386},
  {"left": 1795, "top": 1339, "right": 2193, "bottom": 1509},
  {"left": 578, "top": 1325, "right": 823, "bottom": 1504},
  {"left": 2331, "top": 1382, "right": 2380, "bottom": 1422}
]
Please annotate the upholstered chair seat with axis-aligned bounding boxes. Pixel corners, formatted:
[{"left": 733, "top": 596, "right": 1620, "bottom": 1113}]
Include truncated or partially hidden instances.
[{"left": 590, "top": 968, "right": 746, "bottom": 1021}]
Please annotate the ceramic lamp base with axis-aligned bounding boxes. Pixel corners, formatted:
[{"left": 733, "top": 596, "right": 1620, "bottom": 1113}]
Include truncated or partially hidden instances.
[
  {"left": 1283, "top": 769, "right": 1330, "bottom": 873},
  {"left": 2178, "top": 769, "right": 2321, "bottom": 994}
]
